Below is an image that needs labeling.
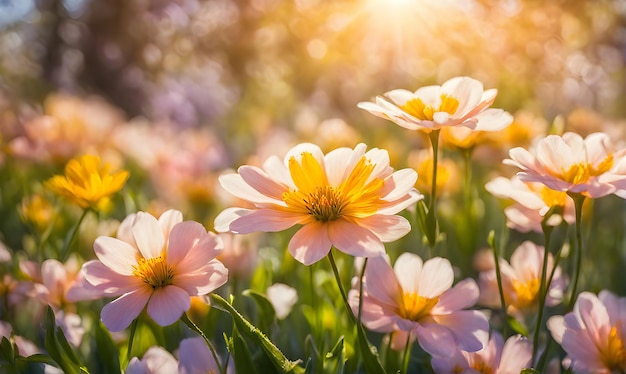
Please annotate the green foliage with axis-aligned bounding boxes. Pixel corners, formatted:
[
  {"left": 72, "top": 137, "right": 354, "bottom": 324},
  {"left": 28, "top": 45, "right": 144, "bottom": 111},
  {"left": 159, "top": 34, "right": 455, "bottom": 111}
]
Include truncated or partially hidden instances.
[{"left": 43, "top": 306, "right": 89, "bottom": 374}]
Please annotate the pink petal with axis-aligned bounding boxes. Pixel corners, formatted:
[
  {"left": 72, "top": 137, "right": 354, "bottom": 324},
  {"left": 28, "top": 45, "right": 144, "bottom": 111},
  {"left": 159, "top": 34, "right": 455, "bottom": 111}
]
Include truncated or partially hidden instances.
[
  {"left": 363, "top": 148, "right": 392, "bottom": 183},
  {"left": 474, "top": 108, "right": 513, "bottom": 131},
  {"left": 365, "top": 255, "right": 402, "bottom": 308},
  {"left": 158, "top": 209, "right": 183, "bottom": 244},
  {"left": 132, "top": 212, "right": 165, "bottom": 259},
  {"left": 262, "top": 156, "right": 294, "bottom": 188},
  {"left": 146, "top": 285, "right": 191, "bottom": 326},
  {"left": 101, "top": 288, "right": 151, "bottom": 331},
  {"left": 166, "top": 221, "right": 208, "bottom": 266},
  {"left": 41, "top": 259, "right": 67, "bottom": 295},
  {"left": 175, "top": 260, "right": 228, "bottom": 295},
  {"left": 415, "top": 324, "right": 457, "bottom": 357},
  {"left": 179, "top": 337, "right": 220, "bottom": 374},
  {"left": 546, "top": 315, "right": 566, "bottom": 344},
  {"left": 432, "top": 310, "right": 490, "bottom": 353},
  {"left": 499, "top": 335, "right": 533, "bottom": 372},
  {"left": 93, "top": 236, "right": 139, "bottom": 276},
  {"left": 357, "top": 215, "right": 411, "bottom": 242},
  {"left": 536, "top": 135, "right": 577, "bottom": 174},
  {"left": 433, "top": 278, "right": 479, "bottom": 313},
  {"left": 239, "top": 165, "right": 289, "bottom": 200},
  {"left": 393, "top": 252, "right": 423, "bottom": 294},
  {"left": 324, "top": 146, "right": 356, "bottom": 186},
  {"left": 116, "top": 213, "right": 137, "bottom": 247},
  {"left": 288, "top": 222, "right": 332, "bottom": 265},
  {"left": 418, "top": 257, "right": 454, "bottom": 298},
  {"left": 284, "top": 143, "right": 325, "bottom": 167},
  {"left": 229, "top": 209, "right": 302, "bottom": 234},
  {"left": 379, "top": 169, "right": 418, "bottom": 201},
  {"left": 328, "top": 219, "right": 385, "bottom": 258},
  {"left": 176, "top": 232, "right": 223, "bottom": 273},
  {"left": 219, "top": 173, "right": 282, "bottom": 204},
  {"left": 214, "top": 207, "right": 252, "bottom": 232}
]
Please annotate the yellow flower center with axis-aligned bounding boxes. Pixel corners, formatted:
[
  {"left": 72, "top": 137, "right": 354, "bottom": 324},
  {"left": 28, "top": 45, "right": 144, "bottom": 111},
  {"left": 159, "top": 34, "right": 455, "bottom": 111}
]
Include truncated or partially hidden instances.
[
  {"left": 600, "top": 325, "right": 626, "bottom": 371},
  {"left": 132, "top": 256, "right": 175, "bottom": 289},
  {"left": 561, "top": 155, "right": 613, "bottom": 184},
  {"left": 398, "top": 292, "right": 439, "bottom": 321},
  {"left": 472, "top": 361, "right": 494, "bottom": 374},
  {"left": 509, "top": 277, "right": 540, "bottom": 309},
  {"left": 281, "top": 152, "right": 384, "bottom": 222},
  {"left": 400, "top": 94, "right": 459, "bottom": 121},
  {"left": 538, "top": 185, "right": 568, "bottom": 207}
]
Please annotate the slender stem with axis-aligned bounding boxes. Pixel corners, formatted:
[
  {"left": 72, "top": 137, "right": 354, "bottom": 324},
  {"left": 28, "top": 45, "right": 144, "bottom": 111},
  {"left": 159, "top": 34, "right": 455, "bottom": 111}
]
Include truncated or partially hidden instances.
[
  {"left": 400, "top": 331, "right": 412, "bottom": 374},
  {"left": 358, "top": 258, "right": 368, "bottom": 324},
  {"left": 59, "top": 207, "right": 91, "bottom": 262},
  {"left": 532, "top": 218, "right": 555, "bottom": 365},
  {"left": 181, "top": 312, "right": 224, "bottom": 374},
  {"left": 327, "top": 250, "right": 356, "bottom": 323},
  {"left": 567, "top": 193, "right": 586, "bottom": 310},
  {"left": 488, "top": 231, "right": 508, "bottom": 336},
  {"left": 124, "top": 318, "right": 138, "bottom": 369}
]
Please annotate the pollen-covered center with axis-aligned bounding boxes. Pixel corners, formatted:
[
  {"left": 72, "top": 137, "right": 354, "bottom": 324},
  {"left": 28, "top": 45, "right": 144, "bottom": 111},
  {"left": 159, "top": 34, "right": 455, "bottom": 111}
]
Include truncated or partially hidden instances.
[
  {"left": 282, "top": 151, "right": 384, "bottom": 222},
  {"left": 400, "top": 94, "right": 459, "bottom": 121},
  {"left": 132, "top": 256, "right": 175, "bottom": 289},
  {"left": 538, "top": 185, "right": 568, "bottom": 208},
  {"left": 509, "top": 277, "right": 540, "bottom": 309},
  {"left": 562, "top": 154, "right": 614, "bottom": 184},
  {"left": 600, "top": 324, "right": 626, "bottom": 371},
  {"left": 398, "top": 292, "right": 439, "bottom": 321}
]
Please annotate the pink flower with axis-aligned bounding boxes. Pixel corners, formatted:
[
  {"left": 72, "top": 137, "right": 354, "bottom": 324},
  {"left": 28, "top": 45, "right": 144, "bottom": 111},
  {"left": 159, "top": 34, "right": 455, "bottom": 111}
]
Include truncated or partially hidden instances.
[
  {"left": 486, "top": 175, "right": 575, "bottom": 233},
  {"left": 126, "top": 346, "right": 178, "bottom": 374},
  {"left": 81, "top": 209, "right": 228, "bottom": 332},
  {"left": 214, "top": 143, "right": 420, "bottom": 265},
  {"left": 348, "top": 252, "right": 489, "bottom": 357},
  {"left": 178, "top": 337, "right": 233, "bottom": 374},
  {"left": 548, "top": 291, "right": 626, "bottom": 373},
  {"left": 478, "top": 241, "right": 567, "bottom": 316},
  {"left": 357, "top": 76, "right": 512, "bottom": 131},
  {"left": 504, "top": 132, "right": 626, "bottom": 198},
  {"left": 431, "top": 332, "right": 532, "bottom": 373}
]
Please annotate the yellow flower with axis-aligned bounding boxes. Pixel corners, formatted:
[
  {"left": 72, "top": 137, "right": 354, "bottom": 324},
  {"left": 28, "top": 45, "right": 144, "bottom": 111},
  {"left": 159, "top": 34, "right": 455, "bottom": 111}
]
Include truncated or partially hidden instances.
[
  {"left": 45, "top": 155, "right": 129, "bottom": 210},
  {"left": 21, "top": 194, "right": 55, "bottom": 230}
]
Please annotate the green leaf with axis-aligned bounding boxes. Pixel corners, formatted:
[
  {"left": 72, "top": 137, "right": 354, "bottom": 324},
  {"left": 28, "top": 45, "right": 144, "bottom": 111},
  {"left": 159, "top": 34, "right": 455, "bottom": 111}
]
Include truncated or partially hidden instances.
[
  {"left": 355, "top": 324, "right": 386, "bottom": 374},
  {"left": 507, "top": 315, "right": 529, "bottom": 337},
  {"left": 232, "top": 327, "right": 258, "bottom": 374},
  {"left": 43, "top": 306, "right": 84, "bottom": 374},
  {"left": 242, "top": 289, "right": 277, "bottom": 334},
  {"left": 521, "top": 369, "right": 540, "bottom": 374},
  {"left": 324, "top": 336, "right": 345, "bottom": 374},
  {"left": 95, "top": 321, "right": 121, "bottom": 374},
  {"left": 210, "top": 293, "right": 303, "bottom": 373},
  {"left": 0, "top": 336, "right": 15, "bottom": 363},
  {"left": 415, "top": 200, "right": 437, "bottom": 248},
  {"left": 20, "top": 354, "right": 58, "bottom": 366},
  {"left": 303, "top": 335, "right": 322, "bottom": 374}
]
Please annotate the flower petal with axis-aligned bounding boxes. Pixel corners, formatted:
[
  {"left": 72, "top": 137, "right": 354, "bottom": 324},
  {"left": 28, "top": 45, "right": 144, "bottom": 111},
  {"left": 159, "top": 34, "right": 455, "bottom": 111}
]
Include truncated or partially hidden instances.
[
  {"left": 101, "top": 288, "right": 151, "bottom": 331},
  {"left": 175, "top": 260, "right": 228, "bottom": 295},
  {"left": 357, "top": 214, "right": 411, "bottom": 242},
  {"left": 166, "top": 221, "right": 208, "bottom": 266},
  {"left": 93, "top": 236, "right": 139, "bottom": 276},
  {"left": 433, "top": 278, "right": 479, "bottom": 313},
  {"left": 229, "top": 209, "right": 302, "bottom": 234},
  {"left": 328, "top": 219, "right": 385, "bottom": 258},
  {"left": 415, "top": 324, "right": 457, "bottom": 357},
  {"left": 432, "top": 310, "right": 490, "bottom": 353},
  {"left": 146, "top": 285, "right": 191, "bottom": 326},
  {"left": 393, "top": 252, "right": 423, "bottom": 294},
  {"left": 176, "top": 231, "right": 223, "bottom": 273},
  {"left": 132, "top": 212, "right": 165, "bottom": 259},
  {"left": 81, "top": 260, "right": 141, "bottom": 295},
  {"left": 418, "top": 257, "right": 454, "bottom": 298},
  {"left": 288, "top": 222, "right": 332, "bottom": 265}
]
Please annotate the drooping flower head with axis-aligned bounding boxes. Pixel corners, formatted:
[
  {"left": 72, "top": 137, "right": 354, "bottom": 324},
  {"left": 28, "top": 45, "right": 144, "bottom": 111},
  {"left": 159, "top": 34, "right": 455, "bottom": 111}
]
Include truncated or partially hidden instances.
[
  {"left": 478, "top": 241, "right": 567, "bottom": 317},
  {"left": 214, "top": 143, "right": 420, "bottom": 265},
  {"left": 548, "top": 291, "right": 626, "bottom": 373},
  {"left": 504, "top": 132, "right": 626, "bottom": 199},
  {"left": 348, "top": 252, "right": 489, "bottom": 358},
  {"left": 357, "top": 76, "right": 512, "bottom": 132},
  {"left": 45, "top": 154, "right": 129, "bottom": 210},
  {"left": 485, "top": 175, "right": 575, "bottom": 233},
  {"left": 431, "top": 332, "right": 533, "bottom": 374},
  {"left": 81, "top": 209, "right": 228, "bottom": 331}
]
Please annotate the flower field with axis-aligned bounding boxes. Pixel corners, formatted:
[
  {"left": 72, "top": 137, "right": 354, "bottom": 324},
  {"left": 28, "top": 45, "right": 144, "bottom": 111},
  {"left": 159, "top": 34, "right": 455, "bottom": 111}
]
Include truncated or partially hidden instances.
[{"left": 2, "top": 1, "right": 626, "bottom": 373}]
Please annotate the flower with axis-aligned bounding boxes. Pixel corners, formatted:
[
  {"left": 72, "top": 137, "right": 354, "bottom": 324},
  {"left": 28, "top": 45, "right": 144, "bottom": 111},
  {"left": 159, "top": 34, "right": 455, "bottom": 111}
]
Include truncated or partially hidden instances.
[
  {"left": 216, "top": 233, "right": 259, "bottom": 278},
  {"left": 214, "top": 143, "right": 420, "bottom": 265},
  {"left": 478, "top": 241, "right": 567, "bottom": 316},
  {"left": 548, "top": 291, "right": 626, "bottom": 373},
  {"left": 357, "top": 76, "right": 512, "bottom": 132},
  {"left": 266, "top": 283, "right": 298, "bottom": 320},
  {"left": 348, "top": 252, "right": 489, "bottom": 357},
  {"left": 504, "top": 132, "right": 626, "bottom": 199},
  {"left": 431, "top": 332, "right": 532, "bottom": 374},
  {"left": 81, "top": 209, "right": 228, "bottom": 331},
  {"left": 45, "top": 154, "right": 129, "bottom": 210},
  {"left": 126, "top": 346, "right": 178, "bottom": 374},
  {"left": 179, "top": 337, "right": 232, "bottom": 374},
  {"left": 485, "top": 175, "right": 575, "bottom": 233}
]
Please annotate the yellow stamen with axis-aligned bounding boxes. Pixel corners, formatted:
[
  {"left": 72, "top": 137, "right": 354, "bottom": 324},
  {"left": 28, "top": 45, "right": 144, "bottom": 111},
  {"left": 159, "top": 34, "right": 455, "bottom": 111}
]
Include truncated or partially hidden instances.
[
  {"left": 561, "top": 155, "right": 614, "bottom": 184},
  {"left": 132, "top": 256, "right": 174, "bottom": 289},
  {"left": 539, "top": 186, "right": 568, "bottom": 207},
  {"left": 509, "top": 278, "right": 540, "bottom": 309},
  {"left": 398, "top": 292, "right": 439, "bottom": 321},
  {"left": 281, "top": 152, "right": 384, "bottom": 222},
  {"left": 400, "top": 94, "right": 459, "bottom": 121},
  {"left": 472, "top": 362, "right": 494, "bottom": 374},
  {"left": 599, "top": 324, "right": 626, "bottom": 371}
]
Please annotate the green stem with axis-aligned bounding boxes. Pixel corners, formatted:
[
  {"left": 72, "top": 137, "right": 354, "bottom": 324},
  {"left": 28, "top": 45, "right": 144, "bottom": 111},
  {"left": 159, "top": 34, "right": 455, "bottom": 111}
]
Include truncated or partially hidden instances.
[
  {"left": 59, "top": 207, "right": 91, "bottom": 262},
  {"left": 567, "top": 193, "right": 586, "bottom": 310},
  {"left": 358, "top": 258, "right": 369, "bottom": 324},
  {"left": 124, "top": 318, "right": 138, "bottom": 370},
  {"left": 532, "top": 214, "right": 555, "bottom": 365},
  {"left": 488, "top": 230, "right": 508, "bottom": 336},
  {"left": 181, "top": 312, "right": 224, "bottom": 374},
  {"left": 310, "top": 265, "right": 323, "bottom": 355},
  {"left": 400, "top": 331, "right": 412, "bottom": 374},
  {"left": 327, "top": 250, "right": 355, "bottom": 323}
]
